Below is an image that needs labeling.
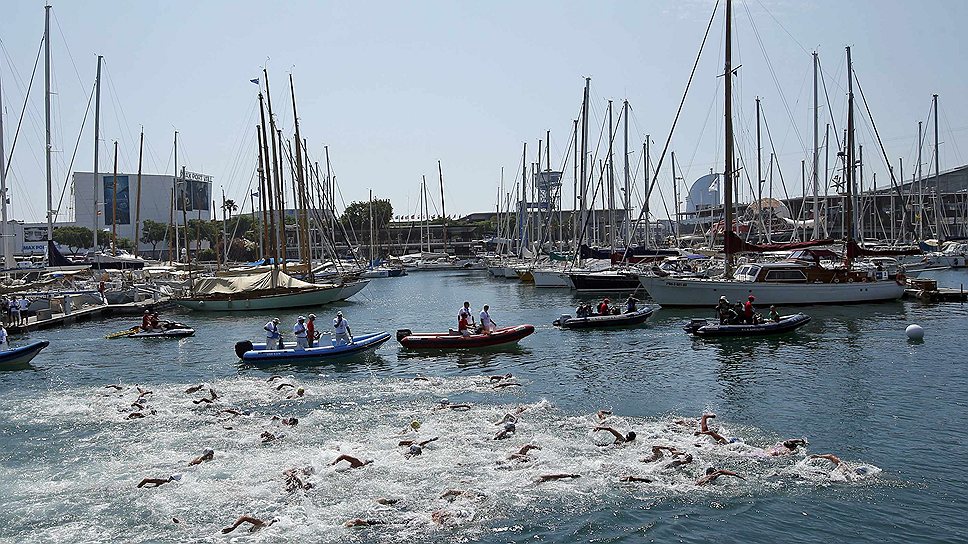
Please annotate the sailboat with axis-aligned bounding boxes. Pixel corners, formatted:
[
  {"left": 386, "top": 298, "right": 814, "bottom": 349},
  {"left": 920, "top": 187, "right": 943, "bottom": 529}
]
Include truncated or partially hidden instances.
[{"left": 639, "top": 0, "right": 904, "bottom": 307}]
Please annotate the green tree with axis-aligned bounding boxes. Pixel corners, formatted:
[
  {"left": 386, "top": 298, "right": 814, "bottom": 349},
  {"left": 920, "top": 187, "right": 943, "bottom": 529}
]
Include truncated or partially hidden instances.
[
  {"left": 117, "top": 237, "right": 135, "bottom": 251},
  {"left": 340, "top": 199, "right": 393, "bottom": 241},
  {"left": 96, "top": 229, "right": 112, "bottom": 250},
  {"left": 140, "top": 220, "right": 170, "bottom": 256},
  {"left": 53, "top": 226, "right": 94, "bottom": 255},
  {"left": 222, "top": 199, "right": 238, "bottom": 220}
]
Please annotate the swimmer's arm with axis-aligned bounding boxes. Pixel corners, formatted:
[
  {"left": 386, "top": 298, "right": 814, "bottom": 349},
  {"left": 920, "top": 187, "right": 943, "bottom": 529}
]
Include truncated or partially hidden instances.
[
  {"left": 419, "top": 437, "right": 440, "bottom": 447},
  {"left": 593, "top": 426, "right": 624, "bottom": 441},
  {"left": 810, "top": 453, "right": 842, "bottom": 465}
]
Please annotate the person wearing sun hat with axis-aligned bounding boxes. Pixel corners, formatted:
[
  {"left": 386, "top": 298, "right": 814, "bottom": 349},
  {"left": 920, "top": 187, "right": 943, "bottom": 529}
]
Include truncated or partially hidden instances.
[
  {"left": 293, "top": 316, "right": 309, "bottom": 350},
  {"left": 306, "top": 314, "right": 318, "bottom": 347},
  {"left": 264, "top": 317, "right": 282, "bottom": 349},
  {"left": 333, "top": 311, "right": 352, "bottom": 346}
]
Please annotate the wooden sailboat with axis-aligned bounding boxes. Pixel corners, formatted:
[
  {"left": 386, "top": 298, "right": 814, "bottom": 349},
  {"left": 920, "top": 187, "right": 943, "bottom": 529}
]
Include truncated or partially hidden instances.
[{"left": 639, "top": 0, "right": 904, "bottom": 307}]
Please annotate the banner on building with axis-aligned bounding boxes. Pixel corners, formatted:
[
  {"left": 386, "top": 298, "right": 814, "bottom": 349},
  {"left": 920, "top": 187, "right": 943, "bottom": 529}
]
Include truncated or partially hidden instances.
[{"left": 103, "top": 175, "right": 131, "bottom": 225}]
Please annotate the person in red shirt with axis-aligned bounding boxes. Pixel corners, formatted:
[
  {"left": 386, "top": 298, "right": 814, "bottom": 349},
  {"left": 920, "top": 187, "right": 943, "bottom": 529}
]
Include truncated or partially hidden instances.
[
  {"left": 306, "top": 314, "right": 317, "bottom": 347},
  {"left": 141, "top": 310, "right": 152, "bottom": 331},
  {"left": 597, "top": 298, "right": 610, "bottom": 316},
  {"left": 743, "top": 295, "right": 756, "bottom": 324}
]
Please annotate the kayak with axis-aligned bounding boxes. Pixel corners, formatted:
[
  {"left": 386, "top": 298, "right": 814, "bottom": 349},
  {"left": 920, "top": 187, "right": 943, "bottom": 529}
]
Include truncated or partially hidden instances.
[
  {"left": 234, "top": 331, "right": 391, "bottom": 363},
  {"left": 396, "top": 324, "right": 535, "bottom": 349},
  {"left": 0, "top": 340, "right": 49, "bottom": 368},
  {"left": 683, "top": 313, "right": 811, "bottom": 337},
  {"left": 554, "top": 307, "right": 657, "bottom": 329}
]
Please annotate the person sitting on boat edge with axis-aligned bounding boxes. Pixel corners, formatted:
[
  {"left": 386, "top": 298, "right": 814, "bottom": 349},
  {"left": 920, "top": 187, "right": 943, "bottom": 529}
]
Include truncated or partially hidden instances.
[
  {"left": 480, "top": 305, "right": 496, "bottom": 335},
  {"left": 293, "top": 316, "right": 309, "bottom": 350},
  {"left": 141, "top": 310, "right": 152, "bottom": 331},
  {"left": 306, "top": 314, "right": 317, "bottom": 347},
  {"left": 768, "top": 306, "right": 780, "bottom": 323},
  {"left": 625, "top": 294, "right": 639, "bottom": 313},
  {"left": 575, "top": 302, "right": 586, "bottom": 318},
  {"left": 333, "top": 311, "right": 352, "bottom": 345},
  {"left": 264, "top": 318, "right": 282, "bottom": 349}
]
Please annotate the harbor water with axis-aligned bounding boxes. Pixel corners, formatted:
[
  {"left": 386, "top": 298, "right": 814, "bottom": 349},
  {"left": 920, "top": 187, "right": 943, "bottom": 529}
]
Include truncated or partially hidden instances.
[{"left": 1, "top": 269, "right": 967, "bottom": 542}]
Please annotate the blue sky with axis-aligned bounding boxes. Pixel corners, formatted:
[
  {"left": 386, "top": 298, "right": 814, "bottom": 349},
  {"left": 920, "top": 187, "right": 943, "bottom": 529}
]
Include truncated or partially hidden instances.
[{"left": 1, "top": 0, "right": 966, "bottom": 223}]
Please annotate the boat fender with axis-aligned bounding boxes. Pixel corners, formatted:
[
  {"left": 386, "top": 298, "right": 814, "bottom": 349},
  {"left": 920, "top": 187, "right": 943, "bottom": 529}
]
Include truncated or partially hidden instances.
[
  {"left": 396, "top": 329, "right": 413, "bottom": 343},
  {"left": 234, "top": 340, "right": 253, "bottom": 359},
  {"left": 895, "top": 273, "right": 906, "bottom": 285},
  {"left": 832, "top": 278, "right": 840, "bottom": 283}
]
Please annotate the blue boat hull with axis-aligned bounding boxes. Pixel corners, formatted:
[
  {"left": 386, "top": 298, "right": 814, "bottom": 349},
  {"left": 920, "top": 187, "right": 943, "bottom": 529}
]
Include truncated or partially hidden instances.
[
  {"left": 0, "top": 340, "right": 50, "bottom": 368},
  {"left": 237, "top": 331, "right": 391, "bottom": 363}
]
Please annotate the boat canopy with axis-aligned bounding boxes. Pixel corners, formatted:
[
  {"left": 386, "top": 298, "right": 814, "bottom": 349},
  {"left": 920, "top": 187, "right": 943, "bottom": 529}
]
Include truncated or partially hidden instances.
[
  {"left": 192, "top": 270, "right": 315, "bottom": 296},
  {"left": 725, "top": 231, "right": 834, "bottom": 254}
]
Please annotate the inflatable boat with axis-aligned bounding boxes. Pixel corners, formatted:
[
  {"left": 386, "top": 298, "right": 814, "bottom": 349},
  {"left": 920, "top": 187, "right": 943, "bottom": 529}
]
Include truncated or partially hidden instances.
[
  {"left": 0, "top": 340, "right": 49, "bottom": 368},
  {"left": 235, "top": 331, "right": 391, "bottom": 363},
  {"left": 396, "top": 324, "right": 535, "bottom": 350},
  {"left": 683, "top": 313, "right": 811, "bottom": 337},
  {"left": 553, "top": 307, "right": 657, "bottom": 329}
]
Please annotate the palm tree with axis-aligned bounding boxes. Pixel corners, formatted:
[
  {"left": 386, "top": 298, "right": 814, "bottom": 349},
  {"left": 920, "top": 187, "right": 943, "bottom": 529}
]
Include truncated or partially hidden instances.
[{"left": 222, "top": 199, "right": 238, "bottom": 220}]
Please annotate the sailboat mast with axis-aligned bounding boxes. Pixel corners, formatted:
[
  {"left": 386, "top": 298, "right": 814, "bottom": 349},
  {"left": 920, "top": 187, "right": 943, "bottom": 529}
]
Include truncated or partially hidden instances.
[
  {"left": 756, "top": 97, "right": 763, "bottom": 239},
  {"left": 607, "top": 100, "right": 615, "bottom": 251},
  {"left": 579, "top": 78, "right": 590, "bottom": 244},
  {"left": 622, "top": 100, "right": 630, "bottom": 244},
  {"left": 257, "top": 93, "right": 278, "bottom": 278},
  {"left": 933, "top": 93, "right": 941, "bottom": 242},
  {"left": 289, "top": 74, "right": 311, "bottom": 274},
  {"left": 0, "top": 64, "right": 11, "bottom": 268},
  {"left": 134, "top": 128, "right": 143, "bottom": 258},
  {"left": 438, "top": 160, "right": 447, "bottom": 253},
  {"left": 111, "top": 141, "right": 118, "bottom": 256},
  {"left": 572, "top": 119, "right": 578, "bottom": 247},
  {"left": 263, "top": 70, "right": 287, "bottom": 271},
  {"left": 844, "top": 45, "right": 856, "bottom": 262},
  {"left": 917, "top": 121, "right": 923, "bottom": 240},
  {"left": 256, "top": 126, "right": 268, "bottom": 258},
  {"left": 723, "top": 0, "right": 735, "bottom": 277},
  {"left": 812, "top": 51, "right": 820, "bottom": 239},
  {"left": 44, "top": 4, "right": 53, "bottom": 244},
  {"left": 93, "top": 56, "right": 102, "bottom": 262}
]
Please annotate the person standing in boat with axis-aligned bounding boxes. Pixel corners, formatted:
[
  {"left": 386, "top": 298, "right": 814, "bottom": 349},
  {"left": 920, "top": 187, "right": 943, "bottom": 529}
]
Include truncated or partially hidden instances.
[
  {"left": 597, "top": 298, "right": 610, "bottom": 316},
  {"left": 264, "top": 317, "right": 282, "bottom": 349},
  {"left": 480, "top": 305, "right": 495, "bottom": 335},
  {"left": 458, "top": 301, "right": 475, "bottom": 336},
  {"left": 743, "top": 295, "right": 757, "bottom": 325},
  {"left": 293, "top": 316, "right": 309, "bottom": 350},
  {"left": 333, "top": 311, "right": 353, "bottom": 345},
  {"left": 306, "top": 314, "right": 317, "bottom": 347}
]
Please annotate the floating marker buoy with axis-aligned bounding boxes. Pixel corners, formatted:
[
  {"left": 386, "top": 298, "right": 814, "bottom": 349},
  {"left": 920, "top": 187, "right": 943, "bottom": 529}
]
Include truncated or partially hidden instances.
[{"left": 905, "top": 324, "right": 924, "bottom": 340}]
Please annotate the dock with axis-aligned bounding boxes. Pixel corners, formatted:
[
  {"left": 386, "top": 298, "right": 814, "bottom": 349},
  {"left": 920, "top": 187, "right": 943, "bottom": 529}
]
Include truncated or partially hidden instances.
[
  {"left": 903, "top": 278, "right": 968, "bottom": 303},
  {"left": 7, "top": 295, "right": 173, "bottom": 334}
]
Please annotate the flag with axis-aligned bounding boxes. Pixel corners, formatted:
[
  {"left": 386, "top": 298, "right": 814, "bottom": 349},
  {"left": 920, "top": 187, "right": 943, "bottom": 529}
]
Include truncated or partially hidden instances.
[
  {"left": 251, "top": 191, "right": 259, "bottom": 197},
  {"left": 250, "top": 78, "right": 259, "bottom": 84}
]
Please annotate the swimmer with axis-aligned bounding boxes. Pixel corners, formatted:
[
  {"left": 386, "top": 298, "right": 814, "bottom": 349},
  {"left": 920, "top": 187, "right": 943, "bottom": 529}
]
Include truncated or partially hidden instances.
[
  {"left": 809, "top": 453, "right": 872, "bottom": 477},
  {"left": 375, "top": 497, "right": 399, "bottom": 505},
  {"left": 665, "top": 453, "right": 694, "bottom": 469},
  {"left": 508, "top": 443, "right": 541, "bottom": 461},
  {"left": 288, "top": 387, "right": 305, "bottom": 399},
  {"left": 105, "top": 384, "right": 124, "bottom": 391},
  {"left": 207, "top": 388, "right": 218, "bottom": 400},
  {"left": 594, "top": 426, "right": 636, "bottom": 445},
  {"left": 126, "top": 411, "right": 149, "bottom": 420},
  {"left": 221, "top": 515, "right": 277, "bottom": 534},
  {"left": 219, "top": 408, "right": 249, "bottom": 417},
  {"left": 267, "top": 375, "right": 283, "bottom": 382},
  {"left": 413, "top": 376, "right": 431, "bottom": 382},
  {"left": 434, "top": 400, "right": 471, "bottom": 411},
  {"left": 640, "top": 445, "right": 684, "bottom": 463},
  {"left": 494, "top": 413, "right": 518, "bottom": 426},
  {"left": 397, "top": 436, "right": 439, "bottom": 448},
  {"left": 619, "top": 476, "right": 653, "bottom": 483},
  {"left": 261, "top": 431, "right": 284, "bottom": 443},
  {"left": 492, "top": 382, "right": 521, "bottom": 390},
  {"left": 344, "top": 518, "right": 383, "bottom": 527},
  {"left": 764, "top": 438, "right": 808, "bottom": 456},
  {"left": 271, "top": 416, "right": 299, "bottom": 426},
  {"left": 488, "top": 373, "right": 513, "bottom": 382},
  {"left": 136, "top": 386, "right": 153, "bottom": 397},
  {"left": 276, "top": 383, "right": 295, "bottom": 391},
  {"left": 130, "top": 398, "right": 147, "bottom": 410},
  {"left": 188, "top": 449, "right": 215, "bottom": 466},
  {"left": 696, "top": 467, "right": 745, "bottom": 486},
  {"left": 283, "top": 467, "right": 315, "bottom": 492},
  {"left": 330, "top": 454, "right": 372, "bottom": 469},
  {"left": 536, "top": 473, "right": 581, "bottom": 484},
  {"left": 185, "top": 384, "right": 205, "bottom": 394},
  {"left": 494, "top": 422, "right": 516, "bottom": 440},
  {"left": 192, "top": 397, "right": 214, "bottom": 405},
  {"left": 596, "top": 410, "right": 612, "bottom": 421},
  {"left": 137, "top": 473, "right": 181, "bottom": 488}
]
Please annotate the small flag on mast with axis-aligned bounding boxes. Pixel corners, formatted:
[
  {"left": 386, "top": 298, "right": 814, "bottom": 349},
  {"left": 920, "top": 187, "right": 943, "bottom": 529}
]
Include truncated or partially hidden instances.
[{"left": 250, "top": 78, "right": 259, "bottom": 84}]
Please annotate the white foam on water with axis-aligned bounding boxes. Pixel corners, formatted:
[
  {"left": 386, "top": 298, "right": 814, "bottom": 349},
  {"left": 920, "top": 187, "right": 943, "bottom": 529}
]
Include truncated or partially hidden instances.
[{"left": 0, "top": 376, "right": 881, "bottom": 542}]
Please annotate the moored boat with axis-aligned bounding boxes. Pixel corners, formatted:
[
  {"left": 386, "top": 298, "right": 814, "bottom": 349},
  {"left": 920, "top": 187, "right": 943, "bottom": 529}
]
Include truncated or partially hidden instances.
[
  {"left": 553, "top": 307, "right": 657, "bottom": 329},
  {"left": 396, "top": 324, "right": 535, "bottom": 349},
  {"left": 568, "top": 270, "right": 641, "bottom": 291},
  {"left": 175, "top": 270, "right": 368, "bottom": 311},
  {"left": 683, "top": 313, "right": 811, "bottom": 337},
  {"left": 0, "top": 340, "right": 49, "bottom": 368},
  {"left": 234, "top": 331, "right": 391, "bottom": 363}
]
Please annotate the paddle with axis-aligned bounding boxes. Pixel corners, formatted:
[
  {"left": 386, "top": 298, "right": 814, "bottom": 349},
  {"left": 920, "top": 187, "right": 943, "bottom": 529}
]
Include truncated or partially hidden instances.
[{"left": 105, "top": 327, "right": 140, "bottom": 339}]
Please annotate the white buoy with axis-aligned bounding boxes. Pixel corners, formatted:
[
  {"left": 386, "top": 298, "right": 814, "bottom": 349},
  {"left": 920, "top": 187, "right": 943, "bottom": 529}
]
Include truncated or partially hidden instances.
[{"left": 905, "top": 324, "right": 924, "bottom": 340}]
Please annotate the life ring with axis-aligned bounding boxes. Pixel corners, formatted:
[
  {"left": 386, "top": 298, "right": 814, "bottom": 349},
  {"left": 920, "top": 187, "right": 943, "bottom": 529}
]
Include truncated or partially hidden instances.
[
  {"left": 847, "top": 278, "right": 855, "bottom": 283},
  {"left": 832, "top": 278, "right": 840, "bottom": 283}
]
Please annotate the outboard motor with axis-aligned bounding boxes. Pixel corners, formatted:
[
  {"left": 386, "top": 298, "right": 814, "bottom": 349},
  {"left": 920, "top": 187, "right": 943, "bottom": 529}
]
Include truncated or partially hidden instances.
[
  {"left": 234, "top": 340, "right": 253, "bottom": 359},
  {"left": 683, "top": 319, "right": 708, "bottom": 334},
  {"left": 396, "top": 329, "right": 413, "bottom": 343},
  {"left": 553, "top": 314, "right": 572, "bottom": 327}
]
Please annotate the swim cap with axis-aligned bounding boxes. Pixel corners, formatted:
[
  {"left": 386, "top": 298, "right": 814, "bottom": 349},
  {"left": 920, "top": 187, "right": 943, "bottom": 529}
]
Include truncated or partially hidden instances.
[
  {"left": 410, "top": 420, "right": 421, "bottom": 430},
  {"left": 409, "top": 444, "right": 422, "bottom": 455},
  {"left": 854, "top": 466, "right": 869, "bottom": 476},
  {"left": 171, "top": 473, "right": 183, "bottom": 481},
  {"left": 504, "top": 423, "right": 516, "bottom": 432}
]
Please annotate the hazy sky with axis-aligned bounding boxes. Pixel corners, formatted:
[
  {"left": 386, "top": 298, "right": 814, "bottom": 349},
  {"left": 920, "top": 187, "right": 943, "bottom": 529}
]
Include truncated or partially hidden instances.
[{"left": 1, "top": 0, "right": 966, "bottom": 224}]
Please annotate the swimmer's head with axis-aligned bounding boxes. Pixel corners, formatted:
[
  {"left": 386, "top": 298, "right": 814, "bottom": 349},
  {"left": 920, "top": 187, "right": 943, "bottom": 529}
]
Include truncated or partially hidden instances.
[
  {"left": 854, "top": 466, "right": 869, "bottom": 476},
  {"left": 728, "top": 437, "right": 742, "bottom": 444},
  {"left": 409, "top": 444, "right": 422, "bottom": 455},
  {"left": 504, "top": 422, "right": 516, "bottom": 432},
  {"left": 705, "top": 467, "right": 715, "bottom": 475},
  {"left": 170, "top": 473, "right": 183, "bottom": 481},
  {"left": 203, "top": 448, "right": 214, "bottom": 456},
  {"left": 625, "top": 431, "right": 636, "bottom": 442},
  {"left": 783, "top": 438, "right": 807, "bottom": 450},
  {"left": 410, "top": 420, "right": 421, "bottom": 430}
]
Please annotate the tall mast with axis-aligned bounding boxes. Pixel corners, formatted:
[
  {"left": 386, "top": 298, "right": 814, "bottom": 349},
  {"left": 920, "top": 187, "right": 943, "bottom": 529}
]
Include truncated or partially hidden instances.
[
  {"left": 643, "top": 138, "right": 650, "bottom": 248},
  {"left": 812, "top": 51, "right": 820, "bottom": 239},
  {"left": 723, "top": 0, "right": 735, "bottom": 276},
  {"left": 0, "top": 61, "right": 11, "bottom": 268},
  {"left": 933, "top": 93, "right": 941, "bottom": 242},
  {"left": 274, "top": 128, "right": 288, "bottom": 271},
  {"left": 93, "top": 56, "right": 102, "bottom": 261},
  {"left": 256, "top": 126, "right": 268, "bottom": 259},
  {"left": 181, "top": 166, "right": 191, "bottom": 287},
  {"left": 438, "top": 160, "right": 447, "bottom": 253},
  {"left": 622, "top": 100, "right": 630, "bottom": 244},
  {"left": 572, "top": 119, "right": 578, "bottom": 246},
  {"left": 756, "top": 97, "right": 763, "bottom": 239},
  {"left": 134, "top": 127, "right": 143, "bottom": 258},
  {"left": 263, "top": 69, "right": 286, "bottom": 271},
  {"left": 607, "top": 100, "right": 615, "bottom": 251},
  {"left": 917, "top": 121, "right": 923, "bottom": 240},
  {"left": 579, "top": 78, "right": 590, "bottom": 244},
  {"left": 111, "top": 140, "right": 118, "bottom": 256},
  {"left": 520, "top": 142, "right": 527, "bottom": 257},
  {"left": 172, "top": 131, "right": 178, "bottom": 262},
  {"left": 672, "top": 151, "right": 679, "bottom": 242},
  {"left": 325, "top": 146, "right": 333, "bottom": 242},
  {"left": 289, "top": 74, "right": 311, "bottom": 275},
  {"left": 257, "top": 95, "right": 278, "bottom": 279},
  {"left": 844, "top": 46, "right": 855, "bottom": 254},
  {"left": 368, "top": 188, "right": 374, "bottom": 265},
  {"left": 44, "top": 4, "right": 53, "bottom": 244}
]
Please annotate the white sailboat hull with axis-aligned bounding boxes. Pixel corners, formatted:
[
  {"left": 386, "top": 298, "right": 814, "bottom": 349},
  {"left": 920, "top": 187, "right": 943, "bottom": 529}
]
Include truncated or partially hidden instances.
[
  {"left": 531, "top": 269, "right": 572, "bottom": 288},
  {"left": 639, "top": 275, "right": 904, "bottom": 307}
]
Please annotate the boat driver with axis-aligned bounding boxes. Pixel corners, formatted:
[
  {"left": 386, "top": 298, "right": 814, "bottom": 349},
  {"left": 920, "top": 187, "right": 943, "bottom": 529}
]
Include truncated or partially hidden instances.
[
  {"left": 333, "top": 311, "right": 352, "bottom": 346},
  {"left": 458, "top": 301, "right": 474, "bottom": 336}
]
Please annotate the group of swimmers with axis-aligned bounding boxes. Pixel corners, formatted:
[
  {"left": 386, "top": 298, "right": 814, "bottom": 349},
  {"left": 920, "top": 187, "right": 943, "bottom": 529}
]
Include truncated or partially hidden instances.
[{"left": 714, "top": 295, "right": 781, "bottom": 325}]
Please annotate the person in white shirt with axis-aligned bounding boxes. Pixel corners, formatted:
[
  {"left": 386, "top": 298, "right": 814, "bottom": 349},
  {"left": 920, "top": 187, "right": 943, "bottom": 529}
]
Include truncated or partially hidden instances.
[
  {"left": 457, "top": 301, "right": 475, "bottom": 334},
  {"left": 0, "top": 324, "right": 8, "bottom": 350},
  {"left": 264, "top": 318, "right": 282, "bottom": 349},
  {"left": 293, "top": 316, "right": 309, "bottom": 350},
  {"left": 333, "top": 311, "right": 352, "bottom": 345},
  {"left": 480, "top": 305, "right": 495, "bottom": 335},
  {"left": 17, "top": 296, "right": 29, "bottom": 326}
]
